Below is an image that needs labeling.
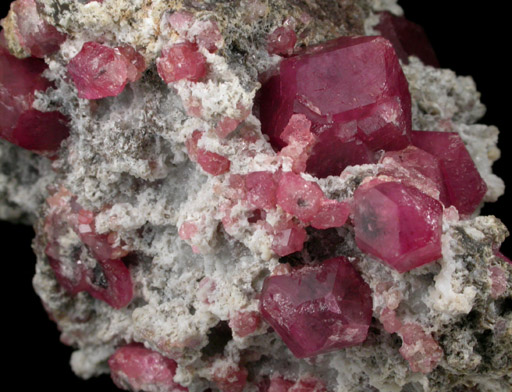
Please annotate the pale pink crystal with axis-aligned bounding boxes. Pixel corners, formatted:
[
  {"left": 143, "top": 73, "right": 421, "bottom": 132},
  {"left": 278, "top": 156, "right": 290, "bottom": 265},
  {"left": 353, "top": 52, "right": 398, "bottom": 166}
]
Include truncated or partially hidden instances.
[
  {"left": 108, "top": 343, "right": 187, "bottom": 392},
  {"left": 381, "top": 146, "right": 447, "bottom": 202},
  {"left": 310, "top": 199, "right": 350, "bottom": 230},
  {"left": 196, "top": 149, "right": 231, "bottom": 175},
  {"left": 398, "top": 324, "right": 443, "bottom": 373},
  {"left": 268, "top": 376, "right": 294, "bottom": 392},
  {"left": 272, "top": 225, "right": 307, "bottom": 257},
  {"left": 380, "top": 307, "right": 402, "bottom": 333},
  {"left": 489, "top": 266, "right": 508, "bottom": 299},
  {"left": 229, "top": 310, "right": 262, "bottom": 338},
  {"left": 276, "top": 172, "right": 324, "bottom": 223},
  {"left": 267, "top": 26, "right": 297, "bottom": 56},
  {"left": 157, "top": 42, "right": 207, "bottom": 84},
  {"left": 212, "top": 363, "right": 248, "bottom": 392},
  {"left": 279, "top": 114, "right": 316, "bottom": 173},
  {"left": 259, "top": 257, "right": 373, "bottom": 358},
  {"left": 215, "top": 117, "right": 241, "bottom": 138},
  {"left": 179, "top": 221, "right": 198, "bottom": 240},
  {"left": 245, "top": 171, "right": 278, "bottom": 209}
]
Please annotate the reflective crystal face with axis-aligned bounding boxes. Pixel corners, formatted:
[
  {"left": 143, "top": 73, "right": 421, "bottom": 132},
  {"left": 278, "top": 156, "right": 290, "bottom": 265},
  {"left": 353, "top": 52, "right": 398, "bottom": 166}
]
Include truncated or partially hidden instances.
[{"left": 259, "top": 257, "right": 373, "bottom": 358}]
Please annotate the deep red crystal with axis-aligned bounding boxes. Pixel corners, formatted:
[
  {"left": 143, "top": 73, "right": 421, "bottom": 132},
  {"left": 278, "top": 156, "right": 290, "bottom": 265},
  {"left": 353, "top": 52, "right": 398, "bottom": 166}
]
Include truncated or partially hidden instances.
[
  {"left": 259, "top": 257, "right": 373, "bottom": 358},
  {"left": 68, "top": 42, "right": 144, "bottom": 100},
  {"left": 375, "top": 11, "right": 439, "bottom": 67},
  {"left": 0, "top": 34, "right": 69, "bottom": 154},
  {"left": 411, "top": 130, "right": 487, "bottom": 216},
  {"left": 259, "top": 36, "right": 412, "bottom": 178},
  {"left": 353, "top": 179, "right": 443, "bottom": 273}
]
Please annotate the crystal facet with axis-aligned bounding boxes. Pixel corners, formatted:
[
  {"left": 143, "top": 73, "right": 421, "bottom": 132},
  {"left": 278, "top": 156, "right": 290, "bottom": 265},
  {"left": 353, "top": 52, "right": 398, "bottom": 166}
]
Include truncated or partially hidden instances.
[
  {"left": 259, "top": 36, "right": 412, "bottom": 177},
  {"left": 411, "top": 130, "right": 487, "bottom": 216},
  {"left": 375, "top": 11, "right": 439, "bottom": 67},
  {"left": 0, "top": 34, "right": 69, "bottom": 154},
  {"left": 68, "top": 42, "right": 145, "bottom": 100},
  {"left": 353, "top": 179, "right": 443, "bottom": 273},
  {"left": 157, "top": 42, "right": 207, "bottom": 84},
  {"left": 259, "top": 257, "right": 373, "bottom": 358}
]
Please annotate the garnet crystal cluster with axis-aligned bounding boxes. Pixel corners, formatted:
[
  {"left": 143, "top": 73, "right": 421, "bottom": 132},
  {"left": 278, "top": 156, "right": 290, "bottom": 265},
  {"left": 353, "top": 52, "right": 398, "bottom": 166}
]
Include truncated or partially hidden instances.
[{"left": 0, "top": 1, "right": 510, "bottom": 392}]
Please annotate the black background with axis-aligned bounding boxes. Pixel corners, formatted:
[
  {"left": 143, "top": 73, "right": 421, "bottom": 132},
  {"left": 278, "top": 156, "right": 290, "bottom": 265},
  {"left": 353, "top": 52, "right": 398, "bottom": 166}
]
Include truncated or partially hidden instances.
[{"left": 1, "top": 1, "right": 510, "bottom": 391}]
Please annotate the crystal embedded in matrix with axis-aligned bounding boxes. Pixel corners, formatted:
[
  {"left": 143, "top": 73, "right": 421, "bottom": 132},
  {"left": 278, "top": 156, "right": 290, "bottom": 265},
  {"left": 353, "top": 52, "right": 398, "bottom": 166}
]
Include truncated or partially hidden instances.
[{"left": 0, "top": 1, "right": 510, "bottom": 392}]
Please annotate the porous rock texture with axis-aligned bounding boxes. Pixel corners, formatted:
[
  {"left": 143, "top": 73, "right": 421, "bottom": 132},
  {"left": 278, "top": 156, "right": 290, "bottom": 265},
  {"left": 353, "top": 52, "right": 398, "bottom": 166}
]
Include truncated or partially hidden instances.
[{"left": 0, "top": 1, "right": 511, "bottom": 392}]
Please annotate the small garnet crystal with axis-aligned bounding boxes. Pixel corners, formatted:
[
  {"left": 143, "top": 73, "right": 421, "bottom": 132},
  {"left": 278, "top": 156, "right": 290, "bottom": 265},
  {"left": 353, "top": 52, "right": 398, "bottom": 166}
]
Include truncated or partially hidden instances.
[
  {"left": 109, "top": 343, "right": 187, "bottom": 392},
  {"left": 67, "top": 42, "right": 145, "bottom": 100},
  {"left": 259, "top": 257, "right": 373, "bottom": 358}
]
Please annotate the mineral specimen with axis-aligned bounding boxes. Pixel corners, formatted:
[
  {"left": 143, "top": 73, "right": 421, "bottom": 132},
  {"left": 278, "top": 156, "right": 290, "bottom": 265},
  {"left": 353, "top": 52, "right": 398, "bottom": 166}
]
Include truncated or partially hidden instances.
[{"left": 1, "top": 0, "right": 511, "bottom": 392}]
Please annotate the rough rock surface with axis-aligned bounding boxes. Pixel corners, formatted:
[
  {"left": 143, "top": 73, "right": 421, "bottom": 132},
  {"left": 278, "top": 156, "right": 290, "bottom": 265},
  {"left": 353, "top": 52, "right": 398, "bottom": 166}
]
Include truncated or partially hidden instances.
[{"left": 1, "top": 1, "right": 511, "bottom": 392}]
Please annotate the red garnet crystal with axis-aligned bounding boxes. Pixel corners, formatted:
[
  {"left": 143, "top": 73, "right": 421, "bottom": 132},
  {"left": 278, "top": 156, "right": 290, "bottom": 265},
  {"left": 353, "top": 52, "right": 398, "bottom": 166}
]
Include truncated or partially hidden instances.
[
  {"left": 68, "top": 42, "right": 145, "bottom": 100},
  {"left": 0, "top": 33, "right": 69, "bottom": 154},
  {"left": 44, "top": 190, "right": 133, "bottom": 308},
  {"left": 157, "top": 42, "right": 207, "bottom": 84},
  {"left": 353, "top": 179, "right": 443, "bottom": 273},
  {"left": 375, "top": 11, "right": 439, "bottom": 67},
  {"left": 259, "top": 36, "right": 411, "bottom": 178},
  {"left": 411, "top": 130, "right": 487, "bottom": 216},
  {"left": 3, "top": 0, "right": 67, "bottom": 58},
  {"left": 109, "top": 343, "right": 187, "bottom": 392},
  {"left": 259, "top": 257, "right": 373, "bottom": 358}
]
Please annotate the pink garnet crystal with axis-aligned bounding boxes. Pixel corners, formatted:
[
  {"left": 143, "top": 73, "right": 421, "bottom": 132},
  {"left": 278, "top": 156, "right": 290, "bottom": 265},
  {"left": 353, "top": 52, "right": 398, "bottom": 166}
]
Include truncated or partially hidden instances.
[
  {"left": 44, "top": 190, "right": 133, "bottom": 308},
  {"left": 67, "top": 42, "right": 145, "bottom": 100},
  {"left": 353, "top": 179, "right": 443, "bottom": 273},
  {"left": 411, "top": 130, "right": 487, "bottom": 217},
  {"left": 109, "top": 343, "right": 187, "bottom": 392},
  {"left": 259, "top": 257, "right": 373, "bottom": 358},
  {"left": 157, "top": 42, "right": 207, "bottom": 84},
  {"left": 267, "top": 26, "right": 297, "bottom": 56},
  {"left": 259, "top": 36, "right": 412, "bottom": 178},
  {"left": 375, "top": 11, "right": 439, "bottom": 67},
  {"left": 5, "top": 0, "right": 66, "bottom": 58},
  {"left": 0, "top": 33, "right": 69, "bottom": 155}
]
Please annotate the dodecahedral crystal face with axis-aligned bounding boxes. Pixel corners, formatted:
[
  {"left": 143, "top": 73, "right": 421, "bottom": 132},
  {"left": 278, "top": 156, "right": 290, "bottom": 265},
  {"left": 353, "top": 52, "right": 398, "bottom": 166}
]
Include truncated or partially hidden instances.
[
  {"left": 259, "top": 36, "right": 412, "bottom": 178},
  {"left": 68, "top": 42, "right": 145, "bottom": 100},
  {"left": 259, "top": 257, "right": 373, "bottom": 358},
  {"left": 375, "top": 11, "right": 439, "bottom": 67},
  {"left": 353, "top": 179, "right": 443, "bottom": 273},
  {"left": 411, "top": 130, "right": 487, "bottom": 216}
]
